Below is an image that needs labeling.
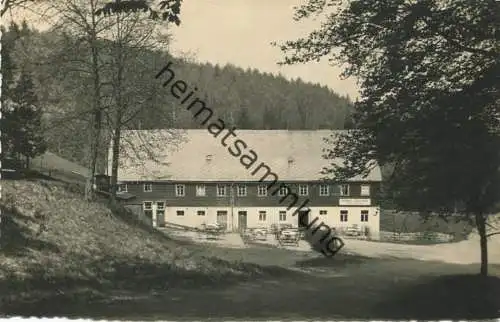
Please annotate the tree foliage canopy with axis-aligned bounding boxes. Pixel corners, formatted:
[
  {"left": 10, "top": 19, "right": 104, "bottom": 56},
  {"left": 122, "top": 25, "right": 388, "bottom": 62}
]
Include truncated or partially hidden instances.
[
  {"left": 1, "top": 0, "right": 183, "bottom": 25},
  {"left": 1, "top": 23, "right": 47, "bottom": 166},
  {"left": 94, "top": 0, "right": 182, "bottom": 25},
  {"left": 279, "top": 0, "right": 500, "bottom": 215}
]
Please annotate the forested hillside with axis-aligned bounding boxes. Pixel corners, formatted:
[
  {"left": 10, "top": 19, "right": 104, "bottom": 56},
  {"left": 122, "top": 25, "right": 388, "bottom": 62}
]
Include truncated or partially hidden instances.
[{"left": 3, "top": 22, "right": 354, "bottom": 167}]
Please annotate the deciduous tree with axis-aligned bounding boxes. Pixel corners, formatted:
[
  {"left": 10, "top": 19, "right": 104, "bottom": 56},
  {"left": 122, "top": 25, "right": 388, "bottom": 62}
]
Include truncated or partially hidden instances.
[
  {"left": 43, "top": 0, "right": 119, "bottom": 200},
  {"left": 1, "top": 0, "right": 183, "bottom": 25},
  {"left": 102, "top": 7, "right": 181, "bottom": 202},
  {"left": 278, "top": 0, "right": 500, "bottom": 276}
]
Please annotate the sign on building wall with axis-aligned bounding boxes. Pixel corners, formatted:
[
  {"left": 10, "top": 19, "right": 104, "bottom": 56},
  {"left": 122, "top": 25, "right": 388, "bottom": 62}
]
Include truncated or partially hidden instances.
[{"left": 339, "top": 198, "right": 371, "bottom": 206}]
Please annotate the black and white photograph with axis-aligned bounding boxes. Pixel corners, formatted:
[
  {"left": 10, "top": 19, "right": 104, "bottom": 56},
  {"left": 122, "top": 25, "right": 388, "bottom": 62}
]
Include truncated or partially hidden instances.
[{"left": 0, "top": 0, "right": 499, "bottom": 320}]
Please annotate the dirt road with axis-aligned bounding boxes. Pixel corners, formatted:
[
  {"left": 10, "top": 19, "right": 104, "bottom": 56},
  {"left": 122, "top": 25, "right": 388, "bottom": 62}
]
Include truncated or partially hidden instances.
[
  {"left": 163, "top": 226, "right": 500, "bottom": 265},
  {"left": 343, "top": 234, "right": 500, "bottom": 265},
  {"left": 249, "top": 233, "right": 500, "bottom": 265}
]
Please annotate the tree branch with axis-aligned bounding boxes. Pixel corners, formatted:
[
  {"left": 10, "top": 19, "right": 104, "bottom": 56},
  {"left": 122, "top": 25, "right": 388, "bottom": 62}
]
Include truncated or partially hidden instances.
[
  {"left": 486, "top": 231, "right": 500, "bottom": 238},
  {"left": 420, "top": 15, "right": 498, "bottom": 59}
]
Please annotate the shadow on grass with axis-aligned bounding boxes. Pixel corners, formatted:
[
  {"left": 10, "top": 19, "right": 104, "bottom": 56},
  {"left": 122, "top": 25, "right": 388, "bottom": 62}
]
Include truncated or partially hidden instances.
[
  {"left": 374, "top": 274, "right": 500, "bottom": 319},
  {"left": 0, "top": 253, "right": 304, "bottom": 318},
  {"left": 295, "top": 253, "right": 370, "bottom": 269},
  {"left": 0, "top": 205, "right": 61, "bottom": 257},
  {"left": 244, "top": 240, "right": 279, "bottom": 249},
  {"left": 2, "top": 251, "right": 499, "bottom": 320}
]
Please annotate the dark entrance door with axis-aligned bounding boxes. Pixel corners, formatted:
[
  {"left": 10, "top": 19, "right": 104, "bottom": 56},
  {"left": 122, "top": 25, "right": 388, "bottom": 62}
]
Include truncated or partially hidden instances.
[
  {"left": 216, "top": 210, "right": 228, "bottom": 231},
  {"left": 238, "top": 211, "right": 247, "bottom": 231},
  {"left": 298, "top": 209, "right": 310, "bottom": 228},
  {"left": 156, "top": 210, "right": 165, "bottom": 227},
  {"left": 144, "top": 209, "right": 153, "bottom": 226}
]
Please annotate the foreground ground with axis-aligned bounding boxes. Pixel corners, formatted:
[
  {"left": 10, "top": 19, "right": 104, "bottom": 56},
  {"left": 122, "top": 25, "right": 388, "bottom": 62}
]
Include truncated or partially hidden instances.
[
  {"left": 166, "top": 214, "right": 500, "bottom": 266},
  {"left": 1, "top": 179, "right": 499, "bottom": 320}
]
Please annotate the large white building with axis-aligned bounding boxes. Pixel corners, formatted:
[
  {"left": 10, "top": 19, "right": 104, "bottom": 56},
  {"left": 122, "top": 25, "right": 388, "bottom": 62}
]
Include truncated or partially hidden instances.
[{"left": 109, "top": 129, "right": 382, "bottom": 238}]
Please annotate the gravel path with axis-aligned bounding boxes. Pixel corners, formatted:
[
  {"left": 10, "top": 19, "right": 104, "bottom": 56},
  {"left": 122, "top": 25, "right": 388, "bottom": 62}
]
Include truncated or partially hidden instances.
[
  {"left": 164, "top": 225, "right": 500, "bottom": 265},
  {"left": 243, "top": 232, "right": 500, "bottom": 265},
  {"left": 343, "top": 234, "right": 500, "bottom": 264}
]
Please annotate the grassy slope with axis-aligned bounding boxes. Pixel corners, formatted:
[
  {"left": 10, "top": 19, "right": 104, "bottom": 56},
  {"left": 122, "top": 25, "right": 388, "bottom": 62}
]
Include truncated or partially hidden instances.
[
  {"left": 0, "top": 179, "right": 284, "bottom": 308},
  {"left": 30, "top": 152, "right": 89, "bottom": 177}
]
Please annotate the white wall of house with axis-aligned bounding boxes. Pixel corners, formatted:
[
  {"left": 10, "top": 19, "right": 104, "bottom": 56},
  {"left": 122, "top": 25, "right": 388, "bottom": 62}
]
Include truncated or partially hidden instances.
[
  {"left": 307, "top": 206, "right": 381, "bottom": 240},
  {"left": 161, "top": 206, "right": 380, "bottom": 237},
  {"left": 165, "top": 206, "right": 232, "bottom": 228}
]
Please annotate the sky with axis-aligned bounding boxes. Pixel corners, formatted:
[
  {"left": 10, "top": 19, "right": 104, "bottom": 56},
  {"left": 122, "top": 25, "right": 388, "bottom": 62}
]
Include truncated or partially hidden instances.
[{"left": 4, "top": 0, "right": 360, "bottom": 98}]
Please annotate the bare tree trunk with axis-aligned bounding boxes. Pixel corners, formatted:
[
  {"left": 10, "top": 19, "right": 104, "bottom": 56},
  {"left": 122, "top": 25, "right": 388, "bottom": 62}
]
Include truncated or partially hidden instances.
[
  {"left": 109, "top": 12, "right": 124, "bottom": 205},
  {"left": 85, "top": 5, "right": 103, "bottom": 202},
  {"left": 475, "top": 211, "right": 488, "bottom": 276},
  {"left": 110, "top": 124, "right": 121, "bottom": 204},
  {"left": 85, "top": 112, "right": 100, "bottom": 200}
]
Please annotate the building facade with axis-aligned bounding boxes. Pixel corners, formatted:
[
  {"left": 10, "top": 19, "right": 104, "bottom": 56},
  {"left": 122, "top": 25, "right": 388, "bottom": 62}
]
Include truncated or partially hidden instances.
[{"left": 110, "top": 129, "right": 382, "bottom": 238}]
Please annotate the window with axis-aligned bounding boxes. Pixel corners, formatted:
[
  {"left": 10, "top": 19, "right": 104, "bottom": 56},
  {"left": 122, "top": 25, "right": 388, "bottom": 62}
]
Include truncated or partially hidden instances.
[
  {"left": 144, "top": 183, "right": 152, "bottom": 192},
  {"left": 278, "top": 186, "right": 289, "bottom": 196},
  {"left": 339, "top": 184, "right": 350, "bottom": 196},
  {"left": 217, "top": 184, "right": 226, "bottom": 197},
  {"left": 361, "top": 185, "right": 370, "bottom": 196},
  {"left": 118, "top": 184, "right": 127, "bottom": 192},
  {"left": 175, "top": 184, "right": 185, "bottom": 197},
  {"left": 258, "top": 211, "right": 267, "bottom": 221},
  {"left": 197, "top": 210, "right": 206, "bottom": 216},
  {"left": 361, "top": 210, "right": 369, "bottom": 222},
  {"left": 319, "top": 210, "right": 327, "bottom": 215},
  {"left": 143, "top": 202, "right": 152, "bottom": 210},
  {"left": 257, "top": 185, "right": 268, "bottom": 197},
  {"left": 279, "top": 211, "right": 286, "bottom": 221},
  {"left": 340, "top": 210, "right": 348, "bottom": 222},
  {"left": 237, "top": 185, "right": 247, "bottom": 196},
  {"left": 176, "top": 210, "right": 184, "bottom": 216},
  {"left": 143, "top": 202, "right": 153, "bottom": 219},
  {"left": 156, "top": 202, "right": 165, "bottom": 210},
  {"left": 299, "top": 184, "right": 308, "bottom": 196},
  {"left": 319, "top": 185, "right": 329, "bottom": 196},
  {"left": 196, "top": 185, "right": 206, "bottom": 196}
]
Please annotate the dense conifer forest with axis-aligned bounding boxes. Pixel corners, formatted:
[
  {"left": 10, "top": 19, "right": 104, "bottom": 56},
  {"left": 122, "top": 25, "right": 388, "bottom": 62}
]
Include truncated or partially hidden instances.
[{"left": 2, "top": 22, "right": 354, "bottom": 166}]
